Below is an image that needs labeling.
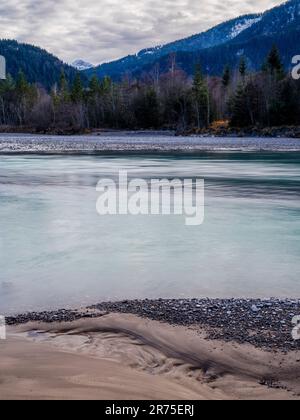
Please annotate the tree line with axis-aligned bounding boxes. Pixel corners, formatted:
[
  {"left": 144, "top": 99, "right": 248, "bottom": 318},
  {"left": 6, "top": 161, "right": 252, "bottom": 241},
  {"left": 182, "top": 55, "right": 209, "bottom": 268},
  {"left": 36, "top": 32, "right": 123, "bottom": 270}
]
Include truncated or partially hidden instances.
[{"left": 0, "top": 45, "right": 299, "bottom": 133}]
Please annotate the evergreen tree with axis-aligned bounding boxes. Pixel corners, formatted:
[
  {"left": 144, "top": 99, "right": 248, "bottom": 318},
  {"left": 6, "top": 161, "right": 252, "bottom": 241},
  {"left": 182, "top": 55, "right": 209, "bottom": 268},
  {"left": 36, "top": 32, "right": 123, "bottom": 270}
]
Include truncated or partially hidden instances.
[
  {"left": 192, "top": 65, "right": 209, "bottom": 128},
  {"left": 265, "top": 45, "right": 285, "bottom": 79},
  {"left": 71, "top": 73, "right": 84, "bottom": 103},
  {"left": 269, "top": 79, "right": 299, "bottom": 125},
  {"left": 134, "top": 87, "right": 160, "bottom": 128},
  {"left": 14, "top": 70, "right": 38, "bottom": 125},
  {"left": 101, "top": 76, "right": 112, "bottom": 95},
  {"left": 229, "top": 84, "right": 249, "bottom": 127},
  {"left": 222, "top": 65, "right": 231, "bottom": 88},
  {"left": 239, "top": 57, "right": 247, "bottom": 79},
  {"left": 0, "top": 73, "right": 15, "bottom": 94},
  {"left": 229, "top": 81, "right": 261, "bottom": 127},
  {"left": 59, "top": 70, "right": 70, "bottom": 101},
  {"left": 16, "top": 70, "right": 29, "bottom": 97},
  {"left": 89, "top": 74, "right": 100, "bottom": 96}
]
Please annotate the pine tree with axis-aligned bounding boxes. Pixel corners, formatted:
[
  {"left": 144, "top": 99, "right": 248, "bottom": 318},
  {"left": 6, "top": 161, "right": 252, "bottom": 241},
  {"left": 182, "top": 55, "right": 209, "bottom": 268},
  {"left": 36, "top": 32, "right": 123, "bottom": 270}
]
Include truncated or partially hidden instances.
[
  {"left": 239, "top": 57, "right": 247, "bottom": 79},
  {"left": 230, "top": 81, "right": 261, "bottom": 127},
  {"left": 59, "top": 70, "right": 69, "bottom": 101},
  {"left": 192, "top": 65, "right": 209, "bottom": 128},
  {"left": 229, "top": 84, "right": 249, "bottom": 127},
  {"left": 71, "top": 73, "right": 84, "bottom": 103},
  {"left": 222, "top": 65, "right": 231, "bottom": 88},
  {"left": 89, "top": 74, "right": 100, "bottom": 96},
  {"left": 145, "top": 88, "right": 160, "bottom": 128},
  {"left": 134, "top": 87, "right": 160, "bottom": 128},
  {"left": 101, "top": 76, "right": 112, "bottom": 95},
  {"left": 0, "top": 73, "right": 14, "bottom": 94},
  {"left": 15, "top": 71, "right": 36, "bottom": 125},
  {"left": 265, "top": 45, "right": 285, "bottom": 79},
  {"left": 269, "top": 79, "right": 298, "bottom": 125},
  {"left": 16, "top": 70, "right": 29, "bottom": 97}
]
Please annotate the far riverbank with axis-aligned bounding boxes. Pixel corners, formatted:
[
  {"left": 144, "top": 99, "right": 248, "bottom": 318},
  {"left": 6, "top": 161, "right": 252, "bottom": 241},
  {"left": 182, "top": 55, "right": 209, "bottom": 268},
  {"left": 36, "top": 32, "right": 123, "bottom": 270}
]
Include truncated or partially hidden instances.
[{"left": 1, "top": 132, "right": 300, "bottom": 153}]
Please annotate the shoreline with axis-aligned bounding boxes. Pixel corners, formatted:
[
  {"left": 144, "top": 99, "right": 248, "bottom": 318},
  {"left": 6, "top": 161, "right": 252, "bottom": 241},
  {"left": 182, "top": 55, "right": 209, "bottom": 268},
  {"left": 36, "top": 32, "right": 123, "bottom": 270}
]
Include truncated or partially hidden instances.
[
  {"left": 2, "top": 311, "right": 300, "bottom": 400},
  {"left": 5, "top": 298, "right": 300, "bottom": 352},
  {"left": 1, "top": 133, "right": 300, "bottom": 153},
  {"left": 2, "top": 126, "right": 300, "bottom": 139}
]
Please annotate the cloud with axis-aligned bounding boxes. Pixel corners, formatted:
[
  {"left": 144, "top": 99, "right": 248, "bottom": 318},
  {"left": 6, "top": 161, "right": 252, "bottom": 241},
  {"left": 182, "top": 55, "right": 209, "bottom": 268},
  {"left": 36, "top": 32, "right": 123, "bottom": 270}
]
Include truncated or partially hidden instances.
[{"left": 0, "top": 0, "right": 285, "bottom": 65}]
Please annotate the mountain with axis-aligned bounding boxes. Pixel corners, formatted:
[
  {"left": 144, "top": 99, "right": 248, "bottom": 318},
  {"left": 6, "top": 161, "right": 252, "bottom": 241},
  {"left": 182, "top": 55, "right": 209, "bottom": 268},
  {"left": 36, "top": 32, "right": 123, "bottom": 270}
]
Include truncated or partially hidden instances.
[
  {"left": 72, "top": 59, "right": 94, "bottom": 71},
  {"left": 0, "top": 39, "right": 79, "bottom": 88},
  {"left": 85, "top": 0, "right": 300, "bottom": 80},
  {"left": 84, "top": 14, "right": 263, "bottom": 80}
]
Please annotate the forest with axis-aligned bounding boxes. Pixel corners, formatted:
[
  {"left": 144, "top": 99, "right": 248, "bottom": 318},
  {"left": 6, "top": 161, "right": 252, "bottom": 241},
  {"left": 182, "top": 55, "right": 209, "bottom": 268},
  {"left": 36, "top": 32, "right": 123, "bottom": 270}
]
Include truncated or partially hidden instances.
[{"left": 0, "top": 45, "right": 299, "bottom": 134}]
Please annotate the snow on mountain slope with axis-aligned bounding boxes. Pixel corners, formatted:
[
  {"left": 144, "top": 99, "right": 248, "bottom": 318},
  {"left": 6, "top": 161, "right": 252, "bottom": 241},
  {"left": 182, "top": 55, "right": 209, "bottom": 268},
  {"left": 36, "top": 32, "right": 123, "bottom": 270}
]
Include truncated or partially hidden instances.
[
  {"left": 234, "top": 0, "right": 300, "bottom": 41},
  {"left": 229, "top": 16, "right": 262, "bottom": 39},
  {"left": 72, "top": 60, "right": 94, "bottom": 71}
]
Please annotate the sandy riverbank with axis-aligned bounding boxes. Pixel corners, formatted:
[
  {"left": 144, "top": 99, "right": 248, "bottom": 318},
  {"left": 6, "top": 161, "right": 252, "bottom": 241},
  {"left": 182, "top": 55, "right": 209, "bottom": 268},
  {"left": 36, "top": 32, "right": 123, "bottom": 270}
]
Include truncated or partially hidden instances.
[{"left": 1, "top": 313, "right": 300, "bottom": 400}]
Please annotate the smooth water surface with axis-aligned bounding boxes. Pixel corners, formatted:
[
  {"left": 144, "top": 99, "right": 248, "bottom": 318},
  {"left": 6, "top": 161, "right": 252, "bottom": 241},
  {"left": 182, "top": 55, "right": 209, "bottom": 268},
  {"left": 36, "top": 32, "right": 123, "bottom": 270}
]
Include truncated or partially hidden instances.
[{"left": 1, "top": 147, "right": 300, "bottom": 313}]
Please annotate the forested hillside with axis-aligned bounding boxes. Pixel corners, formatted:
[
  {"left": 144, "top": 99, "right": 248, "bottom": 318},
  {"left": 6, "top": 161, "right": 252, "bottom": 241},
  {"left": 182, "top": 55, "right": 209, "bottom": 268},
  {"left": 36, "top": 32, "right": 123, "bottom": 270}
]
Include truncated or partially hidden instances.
[{"left": 0, "top": 40, "right": 78, "bottom": 89}]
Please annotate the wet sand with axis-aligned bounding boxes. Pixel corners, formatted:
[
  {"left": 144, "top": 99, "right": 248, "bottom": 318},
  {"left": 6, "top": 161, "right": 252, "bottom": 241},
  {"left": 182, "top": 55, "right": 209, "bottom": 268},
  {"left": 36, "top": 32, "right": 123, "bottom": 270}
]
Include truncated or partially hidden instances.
[
  {"left": 7, "top": 298, "right": 300, "bottom": 352},
  {"left": 1, "top": 313, "right": 300, "bottom": 400}
]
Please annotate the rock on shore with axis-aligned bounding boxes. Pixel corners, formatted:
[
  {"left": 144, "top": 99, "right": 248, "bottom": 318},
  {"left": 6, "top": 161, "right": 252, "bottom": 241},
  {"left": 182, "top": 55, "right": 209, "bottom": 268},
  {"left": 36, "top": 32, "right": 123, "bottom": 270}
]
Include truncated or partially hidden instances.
[{"left": 5, "top": 298, "right": 300, "bottom": 352}]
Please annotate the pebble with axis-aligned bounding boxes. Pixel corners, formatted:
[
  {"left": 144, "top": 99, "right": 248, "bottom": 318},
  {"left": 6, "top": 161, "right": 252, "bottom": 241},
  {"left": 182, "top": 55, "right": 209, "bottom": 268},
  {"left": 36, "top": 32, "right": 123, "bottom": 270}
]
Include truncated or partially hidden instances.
[{"left": 5, "top": 298, "right": 300, "bottom": 352}]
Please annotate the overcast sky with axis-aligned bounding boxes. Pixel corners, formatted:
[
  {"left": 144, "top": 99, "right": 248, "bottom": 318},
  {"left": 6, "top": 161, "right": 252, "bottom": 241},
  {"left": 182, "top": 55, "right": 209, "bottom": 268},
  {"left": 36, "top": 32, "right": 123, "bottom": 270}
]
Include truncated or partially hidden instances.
[{"left": 0, "top": 0, "right": 285, "bottom": 65}]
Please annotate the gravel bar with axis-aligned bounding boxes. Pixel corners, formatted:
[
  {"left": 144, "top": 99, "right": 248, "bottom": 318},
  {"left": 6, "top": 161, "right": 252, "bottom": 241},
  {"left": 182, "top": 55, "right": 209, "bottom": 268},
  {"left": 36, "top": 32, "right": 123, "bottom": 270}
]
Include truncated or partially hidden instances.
[
  {"left": 6, "top": 298, "right": 300, "bottom": 352},
  {"left": 1, "top": 134, "right": 300, "bottom": 153}
]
